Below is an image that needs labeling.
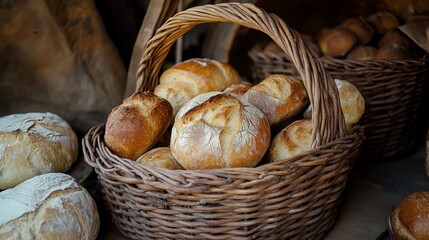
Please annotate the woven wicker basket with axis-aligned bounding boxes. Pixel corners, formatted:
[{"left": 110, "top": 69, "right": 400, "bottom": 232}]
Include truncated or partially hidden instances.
[
  {"left": 83, "top": 3, "right": 364, "bottom": 239},
  {"left": 249, "top": 43, "right": 429, "bottom": 161}
]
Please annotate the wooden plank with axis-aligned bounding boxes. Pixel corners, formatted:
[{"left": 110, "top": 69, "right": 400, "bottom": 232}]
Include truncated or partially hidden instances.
[{"left": 124, "top": 0, "right": 179, "bottom": 98}]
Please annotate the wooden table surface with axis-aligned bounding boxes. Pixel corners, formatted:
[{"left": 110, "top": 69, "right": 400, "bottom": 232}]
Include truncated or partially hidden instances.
[{"left": 97, "top": 147, "right": 429, "bottom": 240}]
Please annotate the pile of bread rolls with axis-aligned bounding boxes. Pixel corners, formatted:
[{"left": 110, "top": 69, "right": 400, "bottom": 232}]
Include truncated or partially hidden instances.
[
  {"left": 265, "top": 10, "right": 423, "bottom": 60},
  {"left": 104, "top": 57, "right": 365, "bottom": 170},
  {"left": 0, "top": 112, "right": 100, "bottom": 239}
]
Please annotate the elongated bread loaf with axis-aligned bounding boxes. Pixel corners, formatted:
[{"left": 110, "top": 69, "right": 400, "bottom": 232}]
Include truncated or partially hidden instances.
[
  {"left": 0, "top": 112, "right": 78, "bottom": 189},
  {"left": 154, "top": 58, "right": 240, "bottom": 116},
  {"left": 171, "top": 92, "right": 270, "bottom": 170},
  {"left": 0, "top": 173, "right": 99, "bottom": 240}
]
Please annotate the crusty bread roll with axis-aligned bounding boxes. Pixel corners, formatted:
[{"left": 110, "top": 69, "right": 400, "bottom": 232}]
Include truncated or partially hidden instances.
[
  {"left": 389, "top": 191, "right": 429, "bottom": 240},
  {"left": 304, "top": 79, "right": 365, "bottom": 130},
  {"left": 223, "top": 82, "right": 253, "bottom": 96},
  {"left": 0, "top": 173, "right": 99, "bottom": 240},
  {"left": 104, "top": 91, "right": 173, "bottom": 160},
  {"left": 136, "top": 147, "right": 183, "bottom": 170},
  {"left": 341, "top": 17, "right": 374, "bottom": 44},
  {"left": 0, "top": 112, "right": 78, "bottom": 190},
  {"left": 242, "top": 74, "right": 308, "bottom": 127},
  {"left": 171, "top": 91, "right": 271, "bottom": 170},
  {"left": 269, "top": 119, "right": 312, "bottom": 162},
  {"left": 154, "top": 58, "right": 241, "bottom": 117}
]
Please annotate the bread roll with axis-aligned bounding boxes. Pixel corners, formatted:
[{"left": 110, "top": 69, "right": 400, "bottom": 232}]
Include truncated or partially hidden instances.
[
  {"left": 171, "top": 92, "right": 271, "bottom": 170},
  {"left": 0, "top": 173, "right": 99, "bottom": 240},
  {"left": 104, "top": 91, "right": 173, "bottom": 160},
  {"left": 346, "top": 45, "right": 378, "bottom": 60},
  {"left": 303, "top": 79, "right": 365, "bottom": 130},
  {"left": 341, "top": 17, "right": 375, "bottom": 44},
  {"left": 317, "top": 27, "right": 358, "bottom": 57},
  {"left": 154, "top": 58, "right": 240, "bottom": 117},
  {"left": 0, "top": 112, "right": 78, "bottom": 190},
  {"left": 375, "top": 44, "right": 413, "bottom": 60},
  {"left": 269, "top": 119, "right": 312, "bottom": 162},
  {"left": 367, "top": 11, "right": 400, "bottom": 35},
  {"left": 389, "top": 191, "right": 429, "bottom": 240},
  {"left": 242, "top": 74, "right": 308, "bottom": 127},
  {"left": 223, "top": 82, "right": 253, "bottom": 96},
  {"left": 136, "top": 147, "right": 183, "bottom": 170}
]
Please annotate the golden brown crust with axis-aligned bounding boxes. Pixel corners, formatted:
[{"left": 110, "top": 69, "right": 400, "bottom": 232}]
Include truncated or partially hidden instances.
[
  {"left": 104, "top": 92, "right": 173, "bottom": 160},
  {"left": 154, "top": 58, "right": 240, "bottom": 117},
  {"left": 242, "top": 74, "right": 308, "bottom": 127},
  {"left": 317, "top": 27, "right": 358, "bottom": 57},
  {"left": 171, "top": 92, "right": 270, "bottom": 170},
  {"left": 136, "top": 147, "right": 183, "bottom": 170},
  {"left": 346, "top": 45, "right": 378, "bottom": 60},
  {"left": 269, "top": 119, "right": 312, "bottom": 162},
  {"left": 390, "top": 191, "right": 429, "bottom": 240},
  {"left": 341, "top": 17, "right": 375, "bottom": 44},
  {"left": 0, "top": 112, "right": 78, "bottom": 189},
  {"left": 223, "top": 82, "right": 253, "bottom": 96}
]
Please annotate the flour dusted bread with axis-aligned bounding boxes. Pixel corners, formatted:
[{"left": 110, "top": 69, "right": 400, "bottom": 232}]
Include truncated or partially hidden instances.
[
  {"left": 269, "top": 119, "right": 312, "bottom": 162},
  {"left": 304, "top": 79, "right": 365, "bottom": 131},
  {"left": 136, "top": 147, "right": 183, "bottom": 170},
  {"left": 0, "top": 112, "right": 78, "bottom": 189},
  {"left": 0, "top": 173, "right": 99, "bottom": 240},
  {"left": 389, "top": 191, "right": 429, "bottom": 240},
  {"left": 104, "top": 91, "right": 173, "bottom": 160},
  {"left": 154, "top": 58, "right": 240, "bottom": 116},
  {"left": 171, "top": 92, "right": 270, "bottom": 170},
  {"left": 242, "top": 74, "right": 308, "bottom": 127}
]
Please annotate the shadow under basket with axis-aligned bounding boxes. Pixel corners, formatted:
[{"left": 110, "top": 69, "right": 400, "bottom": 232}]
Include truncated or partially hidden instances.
[
  {"left": 249, "top": 44, "right": 429, "bottom": 162},
  {"left": 83, "top": 3, "right": 365, "bottom": 240}
]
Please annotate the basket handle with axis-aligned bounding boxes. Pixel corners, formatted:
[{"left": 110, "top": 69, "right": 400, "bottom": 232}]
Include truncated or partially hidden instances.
[{"left": 135, "top": 3, "right": 346, "bottom": 148}]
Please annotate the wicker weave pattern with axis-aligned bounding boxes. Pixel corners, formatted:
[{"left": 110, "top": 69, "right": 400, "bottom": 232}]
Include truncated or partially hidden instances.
[
  {"left": 250, "top": 45, "right": 429, "bottom": 160},
  {"left": 83, "top": 3, "right": 365, "bottom": 239}
]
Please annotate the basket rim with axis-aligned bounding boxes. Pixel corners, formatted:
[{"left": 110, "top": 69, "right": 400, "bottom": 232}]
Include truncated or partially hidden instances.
[{"left": 83, "top": 124, "right": 364, "bottom": 177}]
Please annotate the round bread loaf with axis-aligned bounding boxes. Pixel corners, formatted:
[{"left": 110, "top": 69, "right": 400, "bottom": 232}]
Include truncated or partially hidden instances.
[
  {"left": 171, "top": 91, "right": 271, "bottom": 170},
  {"left": 269, "top": 119, "right": 312, "bottom": 162},
  {"left": 303, "top": 79, "right": 365, "bottom": 131},
  {"left": 104, "top": 91, "right": 173, "bottom": 160},
  {"left": 154, "top": 58, "right": 240, "bottom": 117},
  {"left": 223, "top": 82, "right": 253, "bottom": 96},
  {"left": 0, "top": 173, "right": 99, "bottom": 240},
  {"left": 389, "top": 191, "right": 429, "bottom": 240},
  {"left": 242, "top": 74, "right": 308, "bottom": 127},
  {"left": 136, "top": 147, "right": 183, "bottom": 170},
  {"left": 0, "top": 112, "right": 78, "bottom": 190}
]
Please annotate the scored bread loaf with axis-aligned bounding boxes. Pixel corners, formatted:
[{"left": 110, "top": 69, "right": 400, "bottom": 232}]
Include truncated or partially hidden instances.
[
  {"left": 136, "top": 147, "right": 183, "bottom": 170},
  {"left": 304, "top": 79, "right": 365, "bottom": 131},
  {"left": 0, "top": 173, "right": 99, "bottom": 240},
  {"left": 242, "top": 74, "right": 308, "bottom": 127},
  {"left": 171, "top": 91, "right": 271, "bottom": 170},
  {"left": 389, "top": 191, "right": 429, "bottom": 240},
  {"left": 269, "top": 119, "right": 312, "bottom": 162},
  {"left": 154, "top": 58, "right": 240, "bottom": 117},
  {"left": 104, "top": 91, "right": 173, "bottom": 160},
  {"left": 0, "top": 112, "right": 78, "bottom": 190},
  {"left": 223, "top": 82, "right": 253, "bottom": 96}
]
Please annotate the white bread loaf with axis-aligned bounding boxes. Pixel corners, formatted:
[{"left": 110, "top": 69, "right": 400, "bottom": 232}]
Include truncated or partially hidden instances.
[
  {"left": 136, "top": 147, "right": 183, "bottom": 170},
  {"left": 0, "top": 173, "right": 99, "bottom": 239},
  {"left": 304, "top": 79, "right": 365, "bottom": 131},
  {"left": 0, "top": 112, "right": 78, "bottom": 190},
  {"left": 242, "top": 74, "right": 308, "bottom": 127},
  {"left": 104, "top": 91, "right": 173, "bottom": 160},
  {"left": 171, "top": 92, "right": 271, "bottom": 170},
  {"left": 269, "top": 119, "right": 312, "bottom": 162},
  {"left": 389, "top": 191, "right": 429, "bottom": 240},
  {"left": 154, "top": 58, "right": 240, "bottom": 117}
]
